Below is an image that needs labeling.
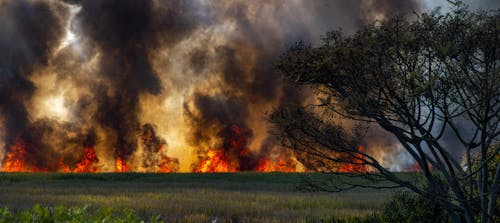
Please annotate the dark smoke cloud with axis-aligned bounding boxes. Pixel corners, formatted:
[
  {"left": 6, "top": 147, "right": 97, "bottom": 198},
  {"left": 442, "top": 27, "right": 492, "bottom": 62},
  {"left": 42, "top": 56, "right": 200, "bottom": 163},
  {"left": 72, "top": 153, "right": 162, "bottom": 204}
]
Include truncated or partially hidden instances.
[
  {"left": 185, "top": 95, "right": 249, "bottom": 145},
  {"left": 0, "top": 0, "right": 65, "bottom": 146},
  {"left": 1, "top": 0, "right": 437, "bottom": 171},
  {"left": 0, "top": 0, "right": 75, "bottom": 169},
  {"left": 138, "top": 123, "right": 179, "bottom": 172},
  {"left": 74, "top": 0, "right": 197, "bottom": 159},
  {"left": 20, "top": 119, "right": 89, "bottom": 170},
  {"left": 183, "top": 0, "right": 422, "bottom": 169}
]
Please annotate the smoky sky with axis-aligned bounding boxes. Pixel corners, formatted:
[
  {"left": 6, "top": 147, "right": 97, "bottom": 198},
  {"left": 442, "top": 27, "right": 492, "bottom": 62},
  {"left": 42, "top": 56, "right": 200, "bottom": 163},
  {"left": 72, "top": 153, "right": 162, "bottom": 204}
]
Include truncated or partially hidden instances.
[
  {"left": 74, "top": 0, "right": 198, "bottom": 159},
  {"left": 427, "top": 0, "right": 500, "bottom": 11},
  {"left": 0, "top": 0, "right": 496, "bottom": 171},
  {"left": 0, "top": 0, "right": 66, "bottom": 148}
]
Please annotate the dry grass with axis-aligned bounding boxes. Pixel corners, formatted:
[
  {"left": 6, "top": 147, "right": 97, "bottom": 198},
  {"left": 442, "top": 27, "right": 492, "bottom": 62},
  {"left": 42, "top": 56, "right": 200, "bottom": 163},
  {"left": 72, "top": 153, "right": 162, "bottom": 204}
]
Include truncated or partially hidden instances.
[{"left": 0, "top": 172, "right": 399, "bottom": 222}]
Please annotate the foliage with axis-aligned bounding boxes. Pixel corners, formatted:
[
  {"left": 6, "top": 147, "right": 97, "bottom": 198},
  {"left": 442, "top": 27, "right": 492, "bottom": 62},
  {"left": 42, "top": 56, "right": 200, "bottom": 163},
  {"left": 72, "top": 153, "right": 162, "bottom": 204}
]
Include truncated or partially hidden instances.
[
  {"left": 307, "top": 191, "right": 448, "bottom": 223},
  {"left": 378, "top": 191, "right": 448, "bottom": 223},
  {"left": 0, "top": 173, "right": 462, "bottom": 223},
  {"left": 471, "top": 145, "right": 500, "bottom": 222},
  {"left": 0, "top": 191, "right": 448, "bottom": 223},
  {"left": 0, "top": 172, "right": 394, "bottom": 222},
  {"left": 0, "top": 205, "right": 162, "bottom": 223},
  {"left": 274, "top": 2, "right": 500, "bottom": 223}
]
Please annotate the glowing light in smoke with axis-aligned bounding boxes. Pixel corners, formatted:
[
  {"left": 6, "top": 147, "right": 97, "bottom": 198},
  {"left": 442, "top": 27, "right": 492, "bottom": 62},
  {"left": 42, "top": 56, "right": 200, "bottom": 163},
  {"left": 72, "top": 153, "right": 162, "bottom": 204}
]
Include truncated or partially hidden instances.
[
  {"left": 60, "top": 29, "right": 76, "bottom": 49},
  {"left": 0, "top": 0, "right": 433, "bottom": 173},
  {"left": 57, "top": 4, "right": 81, "bottom": 51},
  {"left": 44, "top": 95, "right": 69, "bottom": 121}
]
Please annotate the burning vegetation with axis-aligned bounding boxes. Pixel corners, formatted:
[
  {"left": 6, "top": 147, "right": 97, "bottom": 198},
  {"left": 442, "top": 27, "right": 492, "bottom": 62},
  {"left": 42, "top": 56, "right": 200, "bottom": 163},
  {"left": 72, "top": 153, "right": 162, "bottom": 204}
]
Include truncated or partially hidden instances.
[
  {"left": 1, "top": 125, "right": 300, "bottom": 173},
  {"left": 335, "top": 146, "right": 368, "bottom": 173},
  {"left": 0, "top": 0, "right": 426, "bottom": 173}
]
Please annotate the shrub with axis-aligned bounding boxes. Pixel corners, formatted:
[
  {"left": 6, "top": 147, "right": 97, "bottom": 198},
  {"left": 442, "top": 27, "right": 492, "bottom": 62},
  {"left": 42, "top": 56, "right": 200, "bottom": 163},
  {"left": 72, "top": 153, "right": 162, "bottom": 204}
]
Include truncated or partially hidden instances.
[{"left": 378, "top": 191, "right": 448, "bottom": 223}]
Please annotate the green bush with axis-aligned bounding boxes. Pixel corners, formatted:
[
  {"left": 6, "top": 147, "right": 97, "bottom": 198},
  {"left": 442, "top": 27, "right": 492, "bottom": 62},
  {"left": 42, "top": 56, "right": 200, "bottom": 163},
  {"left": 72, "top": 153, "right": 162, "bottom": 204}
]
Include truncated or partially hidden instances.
[
  {"left": 378, "top": 191, "right": 448, "bottom": 223},
  {"left": 0, "top": 191, "right": 449, "bottom": 223},
  {"left": 310, "top": 191, "right": 448, "bottom": 223}
]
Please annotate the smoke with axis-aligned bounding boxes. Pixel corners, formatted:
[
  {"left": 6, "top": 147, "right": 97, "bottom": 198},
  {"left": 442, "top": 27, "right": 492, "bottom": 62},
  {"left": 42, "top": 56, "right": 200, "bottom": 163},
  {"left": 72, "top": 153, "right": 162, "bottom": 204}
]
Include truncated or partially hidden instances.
[
  {"left": 72, "top": 0, "right": 197, "bottom": 167},
  {"left": 181, "top": 0, "right": 422, "bottom": 171},
  {"left": 468, "top": 0, "right": 500, "bottom": 9},
  {"left": 0, "top": 0, "right": 435, "bottom": 172},
  {"left": 425, "top": 0, "right": 500, "bottom": 11},
  {"left": 0, "top": 0, "right": 70, "bottom": 170},
  {"left": 0, "top": 0, "right": 64, "bottom": 145}
]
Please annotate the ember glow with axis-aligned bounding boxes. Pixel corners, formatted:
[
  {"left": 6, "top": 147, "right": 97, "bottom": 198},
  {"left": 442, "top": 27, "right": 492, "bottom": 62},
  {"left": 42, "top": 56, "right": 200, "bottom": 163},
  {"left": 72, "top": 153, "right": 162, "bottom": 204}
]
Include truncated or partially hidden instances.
[
  {"left": 58, "top": 147, "right": 98, "bottom": 173},
  {"left": 0, "top": 0, "right": 434, "bottom": 173},
  {"left": 336, "top": 146, "right": 368, "bottom": 173},
  {"left": 115, "top": 156, "right": 129, "bottom": 173},
  {"left": 256, "top": 157, "right": 297, "bottom": 173},
  {"left": 1, "top": 139, "right": 34, "bottom": 172},
  {"left": 73, "top": 147, "right": 98, "bottom": 173},
  {"left": 194, "top": 149, "right": 237, "bottom": 173},
  {"left": 192, "top": 125, "right": 297, "bottom": 172}
]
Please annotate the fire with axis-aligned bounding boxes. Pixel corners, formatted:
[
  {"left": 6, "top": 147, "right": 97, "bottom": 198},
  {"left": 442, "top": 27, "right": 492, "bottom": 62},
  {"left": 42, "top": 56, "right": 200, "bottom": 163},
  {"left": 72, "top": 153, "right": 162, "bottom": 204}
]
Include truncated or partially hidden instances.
[
  {"left": 158, "top": 145, "right": 176, "bottom": 173},
  {"left": 73, "top": 147, "right": 98, "bottom": 173},
  {"left": 1, "top": 137, "right": 180, "bottom": 173},
  {"left": 57, "top": 147, "right": 98, "bottom": 173},
  {"left": 256, "top": 158, "right": 296, "bottom": 172},
  {"left": 193, "top": 149, "right": 237, "bottom": 173},
  {"left": 192, "top": 125, "right": 300, "bottom": 173},
  {"left": 336, "top": 145, "right": 367, "bottom": 173},
  {"left": 1, "top": 139, "right": 101, "bottom": 173},
  {"left": 58, "top": 158, "right": 71, "bottom": 173},
  {"left": 0, "top": 135, "right": 366, "bottom": 173},
  {"left": 193, "top": 125, "right": 252, "bottom": 173},
  {"left": 115, "top": 156, "right": 129, "bottom": 172},
  {"left": 0, "top": 126, "right": 302, "bottom": 174},
  {"left": 1, "top": 139, "right": 35, "bottom": 172},
  {"left": 158, "top": 158, "right": 174, "bottom": 172},
  {"left": 256, "top": 151, "right": 297, "bottom": 172}
]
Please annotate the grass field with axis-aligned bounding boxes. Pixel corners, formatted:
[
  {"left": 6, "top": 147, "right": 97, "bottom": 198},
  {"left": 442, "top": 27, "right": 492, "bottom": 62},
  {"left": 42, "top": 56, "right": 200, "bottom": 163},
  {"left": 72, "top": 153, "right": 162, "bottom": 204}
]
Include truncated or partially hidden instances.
[{"left": 0, "top": 172, "right": 407, "bottom": 222}]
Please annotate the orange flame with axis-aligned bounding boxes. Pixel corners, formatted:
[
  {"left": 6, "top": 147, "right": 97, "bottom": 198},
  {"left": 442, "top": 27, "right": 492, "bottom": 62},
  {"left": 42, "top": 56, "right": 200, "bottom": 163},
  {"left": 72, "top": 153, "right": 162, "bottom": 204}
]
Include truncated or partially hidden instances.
[
  {"left": 256, "top": 151, "right": 297, "bottom": 172},
  {"left": 193, "top": 149, "right": 238, "bottom": 173},
  {"left": 73, "top": 147, "right": 99, "bottom": 173},
  {"left": 58, "top": 147, "right": 99, "bottom": 173},
  {"left": 115, "top": 156, "right": 129, "bottom": 172},
  {"left": 1, "top": 127, "right": 304, "bottom": 173},
  {"left": 158, "top": 145, "right": 176, "bottom": 172},
  {"left": 256, "top": 158, "right": 296, "bottom": 172},
  {"left": 193, "top": 125, "right": 301, "bottom": 173},
  {"left": 58, "top": 158, "right": 72, "bottom": 173},
  {"left": 336, "top": 145, "right": 367, "bottom": 173},
  {"left": 1, "top": 139, "right": 35, "bottom": 172},
  {"left": 158, "top": 158, "right": 175, "bottom": 172}
]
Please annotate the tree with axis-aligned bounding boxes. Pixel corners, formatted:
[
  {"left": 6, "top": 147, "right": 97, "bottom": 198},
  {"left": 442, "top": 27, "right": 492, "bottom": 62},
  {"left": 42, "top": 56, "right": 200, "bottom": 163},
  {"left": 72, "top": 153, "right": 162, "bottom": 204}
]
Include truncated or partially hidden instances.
[{"left": 272, "top": 4, "right": 499, "bottom": 223}]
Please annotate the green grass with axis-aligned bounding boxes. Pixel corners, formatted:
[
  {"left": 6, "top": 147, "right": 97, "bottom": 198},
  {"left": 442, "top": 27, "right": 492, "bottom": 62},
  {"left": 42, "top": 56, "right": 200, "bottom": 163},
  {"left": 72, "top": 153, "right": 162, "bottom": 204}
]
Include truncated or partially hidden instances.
[
  {"left": 0, "top": 172, "right": 407, "bottom": 222},
  {"left": 0, "top": 205, "right": 159, "bottom": 223}
]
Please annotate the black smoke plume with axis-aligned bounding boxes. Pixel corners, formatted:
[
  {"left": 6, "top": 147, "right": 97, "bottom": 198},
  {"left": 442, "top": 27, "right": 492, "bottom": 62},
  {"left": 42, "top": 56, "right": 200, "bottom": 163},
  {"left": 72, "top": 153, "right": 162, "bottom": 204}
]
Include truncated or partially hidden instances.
[
  {"left": 9, "top": 0, "right": 491, "bottom": 172},
  {"left": 75, "top": 0, "right": 197, "bottom": 160},
  {"left": 0, "top": 0, "right": 65, "bottom": 146}
]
